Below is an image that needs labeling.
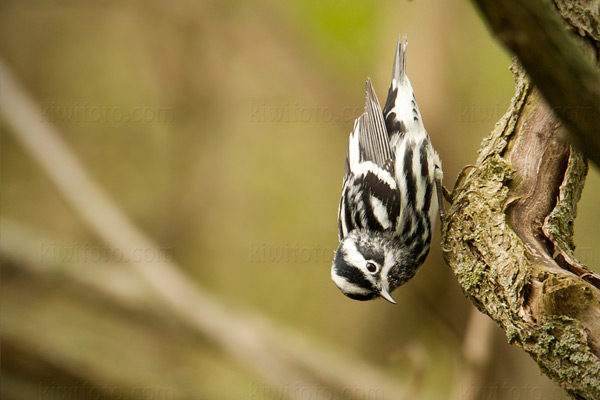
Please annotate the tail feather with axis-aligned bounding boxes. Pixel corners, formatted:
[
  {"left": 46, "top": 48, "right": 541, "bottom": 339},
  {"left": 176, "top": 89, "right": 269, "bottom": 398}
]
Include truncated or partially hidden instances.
[{"left": 392, "top": 35, "right": 408, "bottom": 87}]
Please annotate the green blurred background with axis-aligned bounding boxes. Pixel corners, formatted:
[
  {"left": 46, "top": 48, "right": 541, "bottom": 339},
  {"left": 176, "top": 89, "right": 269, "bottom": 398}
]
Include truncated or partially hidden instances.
[{"left": 1, "top": 1, "right": 598, "bottom": 399}]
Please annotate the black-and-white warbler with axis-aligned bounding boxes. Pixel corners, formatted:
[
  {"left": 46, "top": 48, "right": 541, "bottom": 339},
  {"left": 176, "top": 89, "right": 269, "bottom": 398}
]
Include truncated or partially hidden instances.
[{"left": 332, "top": 36, "right": 444, "bottom": 304}]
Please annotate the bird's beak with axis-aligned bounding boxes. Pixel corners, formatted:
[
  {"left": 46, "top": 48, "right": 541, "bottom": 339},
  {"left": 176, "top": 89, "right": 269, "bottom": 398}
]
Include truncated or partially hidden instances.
[{"left": 379, "top": 286, "right": 396, "bottom": 304}]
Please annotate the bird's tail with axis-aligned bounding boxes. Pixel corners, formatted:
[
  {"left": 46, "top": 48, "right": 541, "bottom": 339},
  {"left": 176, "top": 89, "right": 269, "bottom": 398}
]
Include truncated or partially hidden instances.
[{"left": 391, "top": 35, "right": 408, "bottom": 87}]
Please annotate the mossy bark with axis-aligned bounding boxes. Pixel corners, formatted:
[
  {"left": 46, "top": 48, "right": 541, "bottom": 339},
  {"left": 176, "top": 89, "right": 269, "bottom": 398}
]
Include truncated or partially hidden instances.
[
  {"left": 443, "top": 2, "right": 600, "bottom": 398},
  {"left": 442, "top": 65, "right": 600, "bottom": 398}
]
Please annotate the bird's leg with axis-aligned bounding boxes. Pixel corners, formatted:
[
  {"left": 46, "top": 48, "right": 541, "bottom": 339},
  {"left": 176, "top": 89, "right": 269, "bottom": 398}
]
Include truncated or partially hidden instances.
[
  {"left": 435, "top": 174, "right": 446, "bottom": 222},
  {"left": 434, "top": 164, "right": 446, "bottom": 226}
]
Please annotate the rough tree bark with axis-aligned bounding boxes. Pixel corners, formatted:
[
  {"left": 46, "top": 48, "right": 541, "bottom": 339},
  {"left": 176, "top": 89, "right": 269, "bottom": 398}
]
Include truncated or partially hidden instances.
[
  {"left": 472, "top": 0, "right": 600, "bottom": 167},
  {"left": 442, "top": 1, "right": 600, "bottom": 399}
]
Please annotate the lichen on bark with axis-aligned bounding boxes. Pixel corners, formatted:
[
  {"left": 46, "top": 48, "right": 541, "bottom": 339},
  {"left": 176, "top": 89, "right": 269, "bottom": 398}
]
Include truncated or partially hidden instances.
[
  {"left": 554, "top": 0, "right": 600, "bottom": 41},
  {"left": 442, "top": 64, "right": 600, "bottom": 399}
]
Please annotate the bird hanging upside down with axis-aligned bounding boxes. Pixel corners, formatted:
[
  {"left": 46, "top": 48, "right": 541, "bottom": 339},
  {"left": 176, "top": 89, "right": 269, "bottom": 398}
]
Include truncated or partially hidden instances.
[{"left": 331, "top": 36, "right": 445, "bottom": 304}]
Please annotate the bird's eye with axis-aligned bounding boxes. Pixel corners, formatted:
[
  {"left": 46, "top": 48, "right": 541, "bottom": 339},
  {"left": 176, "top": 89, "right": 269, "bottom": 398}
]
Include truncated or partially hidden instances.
[{"left": 366, "top": 262, "right": 378, "bottom": 274}]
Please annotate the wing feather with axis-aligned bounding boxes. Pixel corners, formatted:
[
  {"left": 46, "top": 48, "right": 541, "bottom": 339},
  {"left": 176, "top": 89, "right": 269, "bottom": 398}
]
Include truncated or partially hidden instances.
[
  {"left": 338, "top": 78, "right": 400, "bottom": 239},
  {"left": 360, "top": 78, "right": 393, "bottom": 170}
]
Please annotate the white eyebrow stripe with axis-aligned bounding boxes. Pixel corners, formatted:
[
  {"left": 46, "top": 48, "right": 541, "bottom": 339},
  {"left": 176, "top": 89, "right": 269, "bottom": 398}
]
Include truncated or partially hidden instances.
[{"left": 341, "top": 240, "right": 365, "bottom": 269}]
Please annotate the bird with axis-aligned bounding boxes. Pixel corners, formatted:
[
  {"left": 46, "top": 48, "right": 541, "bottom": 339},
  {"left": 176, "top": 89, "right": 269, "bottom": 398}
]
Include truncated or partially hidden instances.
[{"left": 331, "top": 36, "right": 444, "bottom": 304}]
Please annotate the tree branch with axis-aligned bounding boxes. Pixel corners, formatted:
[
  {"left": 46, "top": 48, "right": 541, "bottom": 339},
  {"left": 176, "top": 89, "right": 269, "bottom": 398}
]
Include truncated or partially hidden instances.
[
  {"left": 472, "top": 0, "right": 600, "bottom": 167},
  {"left": 442, "top": 3, "right": 600, "bottom": 397},
  {"left": 443, "top": 63, "right": 600, "bottom": 399}
]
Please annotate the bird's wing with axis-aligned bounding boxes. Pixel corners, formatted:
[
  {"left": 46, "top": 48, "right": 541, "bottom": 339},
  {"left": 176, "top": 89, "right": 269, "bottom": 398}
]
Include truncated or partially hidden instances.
[
  {"left": 339, "top": 79, "right": 400, "bottom": 239},
  {"left": 345, "top": 78, "right": 394, "bottom": 175},
  {"left": 360, "top": 78, "right": 394, "bottom": 170}
]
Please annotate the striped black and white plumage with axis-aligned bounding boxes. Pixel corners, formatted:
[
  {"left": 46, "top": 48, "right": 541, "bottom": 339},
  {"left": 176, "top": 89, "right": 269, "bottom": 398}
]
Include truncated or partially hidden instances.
[{"left": 332, "top": 36, "right": 443, "bottom": 304}]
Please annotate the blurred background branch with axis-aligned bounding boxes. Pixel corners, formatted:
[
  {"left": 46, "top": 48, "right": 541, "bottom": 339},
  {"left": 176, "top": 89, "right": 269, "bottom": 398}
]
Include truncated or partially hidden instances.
[{"left": 0, "top": 58, "right": 414, "bottom": 400}]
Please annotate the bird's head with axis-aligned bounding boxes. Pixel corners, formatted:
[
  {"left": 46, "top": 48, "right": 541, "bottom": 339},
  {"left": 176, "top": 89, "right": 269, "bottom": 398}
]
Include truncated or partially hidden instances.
[{"left": 331, "top": 230, "right": 417, "bottom": 304}]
